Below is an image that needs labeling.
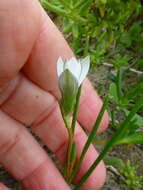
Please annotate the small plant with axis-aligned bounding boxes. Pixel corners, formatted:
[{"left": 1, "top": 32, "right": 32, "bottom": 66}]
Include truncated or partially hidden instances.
[
  {"left": 104, "top": 157, "right": 143, "bottom": 190},
  {"left": 120, "top": 160, "right": 143, "bottom": 190},
  {"left": 56, "top": 56, "right": 143, "bottom": 189},
  {"left": 40, "top": 0, "right": 143, "bottom": 69},
  {"left": 108, "top": 62, "right": 143, "bottom": 146}
]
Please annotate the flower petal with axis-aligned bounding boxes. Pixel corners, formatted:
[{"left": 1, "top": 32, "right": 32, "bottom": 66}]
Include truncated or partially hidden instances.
[
  {"left": 57, "top": 57, "right": 64, "bottom": 77},
  {"left": 78, "top": 56, "right": 90, "bottom": 85},
  {"left": 66, "top": 57, "right": 81, "bottom": 81}
]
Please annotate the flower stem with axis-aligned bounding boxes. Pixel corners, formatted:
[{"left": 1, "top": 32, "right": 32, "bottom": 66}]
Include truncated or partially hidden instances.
[
  {"left": 59, "top": 103, "right": 72, "bottom": 178},
  {"left": 116, "top": 67, "right": 123, "bottom": 100},
  {"left": 71, "top": 85, "right": 82, "bottom": 134},
  {"left": 64, "top": 85, "right": 82, "bottom": 180},
  {"left": 66, "top": 129, "right": 74, "bottom": 181}
]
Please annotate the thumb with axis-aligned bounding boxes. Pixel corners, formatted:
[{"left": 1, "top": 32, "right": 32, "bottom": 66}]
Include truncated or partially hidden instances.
[{"left": 0, "top": 0, "right": 41, "bottom": 92}]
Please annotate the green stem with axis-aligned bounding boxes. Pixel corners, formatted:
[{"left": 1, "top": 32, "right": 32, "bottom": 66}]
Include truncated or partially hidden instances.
[
  {"left": 59, "top": 103, "right": 72, "bottom": 178},
  {"left": 71, "top": 85, "right": 82, "bottom": 134},
  {"left": 66, "top": 129, "right": 74, "bottom": 180},
  {"left": 116, "top": 67, "right": 123, "bottom": 100},
  {"left": 111, "top": 110, "right": 116, "bottom": 127},
  {"left": 69, "top": 142, "right": 76, "bottom": 175},
  {"left": 60, "top": 86, "right": 82, "bottom": 181},
  {"left": 65, "top": 86, "right": 82, "bottom": 180},
  {"left": 74, "top": 97, "right": 143, "bottom": 190},
  {"left": 83, "top": 36, "right": 89, "bottom": 56},
  {"left": 71, "top": 97, "right": 108, "bottom": 182}
]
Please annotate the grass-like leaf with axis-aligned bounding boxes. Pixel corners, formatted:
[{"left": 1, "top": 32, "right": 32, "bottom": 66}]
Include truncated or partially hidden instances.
[{"left": 71, "top": 96, "right": 109, "bottom": 182}]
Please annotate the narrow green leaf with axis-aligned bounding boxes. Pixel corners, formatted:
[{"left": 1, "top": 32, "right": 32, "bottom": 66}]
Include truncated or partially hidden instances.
[
  {"left": 58, "top": 0, "right": 71, "bottom": 9},
  {"left": 83, "top": 36, "right": 89, "bottom": 56},
  {"left": 42, "top": 1, "right": 67, "bottom": 16},
  {"left": 116, "top": 98, "right": 143, "bottom": 141},
  {"left": 116, "top": 67, "right": 124, "bottom": 100},
  {"left": 72, "top": 24, "right": 79, "bottom": 39},
  {"left": 104, "top": 156, "right": 125, "bottom": 168},
  {"left": 78, "top": 0, "right": 93, "bottom": 15},
  {"left": 75, "top": 16, "right": 86, "bottom": 24},
  {"left": 111, "top": 109, "right": 116, "bottom": 127},
  {"left": 127, "top": 83, "right": 143, "bottom": 100},
  {"left": 115, "top": 132, "right": 143, "bottom": 145},
  {"left": 101, "top": 0, "right": 107, "bottom": 4},
  {"left": 70, "top": 142, "right": 76, "bottom": 170},
  {"left": 109, "top": 82, "right": 119, "bottom": 103},
  {"left": 124, "top": 109, "right": 143, "bottom": 126},
  {"left": 63, "top": 23, "right": 73, "bottom": 34},
  {"left": 71, "top": 97, "right": 108, "bottom": 181},
  {"left": 75, "top": 0, "right": 93, "bottom": 9}
]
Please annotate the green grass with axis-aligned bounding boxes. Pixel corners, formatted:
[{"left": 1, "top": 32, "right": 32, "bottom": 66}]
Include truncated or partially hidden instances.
[{"left": 40, "top": 0, "right": 143, "bottom": 69}]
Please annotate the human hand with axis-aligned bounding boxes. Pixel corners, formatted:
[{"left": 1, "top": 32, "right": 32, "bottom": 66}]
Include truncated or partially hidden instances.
[{"left": 0, "top": 1, "right": 109, "bottom": 190}]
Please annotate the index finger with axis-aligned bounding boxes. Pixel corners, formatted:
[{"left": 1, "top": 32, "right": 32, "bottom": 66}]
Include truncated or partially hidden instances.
[
  {"left": 23, "top": 9, "right": 73, "bottom": 98},
  {"left": 0, "top": 0, "right": 41, "bottom": 92}
]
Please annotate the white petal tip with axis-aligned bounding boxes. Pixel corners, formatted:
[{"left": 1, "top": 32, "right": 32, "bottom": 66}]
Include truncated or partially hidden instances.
[
  {"left": 78, "top": 56, "right": 90, "bottom": 85},
  {"left": 57, "top": 56, "right": 64, "bottom": 77}
]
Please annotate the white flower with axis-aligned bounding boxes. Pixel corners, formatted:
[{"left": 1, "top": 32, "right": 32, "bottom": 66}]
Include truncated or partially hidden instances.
[
  {"left": 57, "top": 56, "right": 90, "bottom": 116},
  {"left": 57, "top": 56, "right": 90, "bottom": 86}
]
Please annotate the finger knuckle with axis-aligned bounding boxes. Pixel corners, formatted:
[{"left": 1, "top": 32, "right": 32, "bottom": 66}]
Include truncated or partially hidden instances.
[{"left": 0, "top": 128, "right": 21, "bottom": 159}]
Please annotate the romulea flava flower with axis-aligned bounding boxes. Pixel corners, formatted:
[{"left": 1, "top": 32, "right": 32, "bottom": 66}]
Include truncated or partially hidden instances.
[{"left": 57, "top": 56, "right": 90, "bottom": 116}]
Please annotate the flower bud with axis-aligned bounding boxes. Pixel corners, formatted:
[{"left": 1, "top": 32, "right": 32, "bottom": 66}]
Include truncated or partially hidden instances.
[{"left": 59, "top": 69, "right": 78, "bottom": 116}]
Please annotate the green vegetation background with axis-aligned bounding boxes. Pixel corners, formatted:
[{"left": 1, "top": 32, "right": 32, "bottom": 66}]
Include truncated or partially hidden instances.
[
  {"left": 39, "top": 1, "right": 143, "bottom": 189},
  {"left": 40, "top": 0, "right": 143, "bottom": 70}
]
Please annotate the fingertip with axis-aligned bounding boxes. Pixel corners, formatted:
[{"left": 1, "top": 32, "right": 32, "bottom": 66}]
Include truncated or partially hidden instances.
[{"left": 0, "top": 0, "right": 42, "bottom": 91}]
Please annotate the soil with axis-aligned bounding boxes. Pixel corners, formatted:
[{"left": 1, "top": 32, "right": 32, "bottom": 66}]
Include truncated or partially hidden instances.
[
  {"left": 90, "top": 65, "right": 143, "bottom": 190},
  {"left": 0, "top": 65, "right": 143, "bottom": 190},
  {"left": 100, "top": 132, "right": 143, "bottom": 190}
]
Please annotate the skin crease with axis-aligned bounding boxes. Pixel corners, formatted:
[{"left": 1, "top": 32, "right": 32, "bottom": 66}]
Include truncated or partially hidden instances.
[{"left": 0, "top": 0, "right": 109, "bottom": 190}]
